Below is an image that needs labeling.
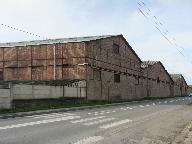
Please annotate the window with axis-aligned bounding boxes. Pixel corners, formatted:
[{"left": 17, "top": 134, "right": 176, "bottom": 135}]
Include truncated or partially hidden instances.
[
  {"left": 113, "top": 44, "right": 119, "bottom": 54},
  {"left": 114, "top": 74, "right": 120, "bottom": 83},
  {"left": 93, "top": 69, "right": 101, "bottom": 80},
  {"left": 157, "top": 77, "right": 160, "bottom": 83}
]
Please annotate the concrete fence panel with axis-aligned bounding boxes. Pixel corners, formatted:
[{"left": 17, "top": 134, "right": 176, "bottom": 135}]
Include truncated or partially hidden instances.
[{"left": 0, "top": 89, "right": 11, "bottom": 109}]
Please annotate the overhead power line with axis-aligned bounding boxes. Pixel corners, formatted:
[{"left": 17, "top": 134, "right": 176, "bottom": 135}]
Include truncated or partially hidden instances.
[
  {"left": 137, "top": 1, "right": 186, "bottom": 57},
  {"left": 0, "top": 23, "right": 48, "bottom": 40}
]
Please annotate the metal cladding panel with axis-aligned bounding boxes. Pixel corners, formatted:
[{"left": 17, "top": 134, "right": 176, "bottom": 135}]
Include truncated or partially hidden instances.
[
  {"left": 63, "top": 58, "right": 73, "bottom": 65},
  {"left": 63, "top": 68, "right": 75, "bottom": 79},
  {"left": 32, "top": 60, "right": 46, "bottom": 67},
  {"left": 42, "top": 66, "right": 62, "bottom": 80},
  {"left": 32, "top": 67, "right": 44, "bottom": 80},
  {"left": 72, "top": 58, "right": 85, "bottom": 65},
  {"left": 18, "top": 60, "right": 31, "bottom": 67},
  {"left": 46, "top": 44, "right": 63, "bottom": 59},
  {"left": 4, "top": 48, "right": 17, "bottom": 61},
  {"left": 63, "top": 43, "right": 73, "bottom": 58},
  {"left": 48, "top": 59, "right": 63, "bottom": 66},
  {"left": 32, "top": 45, "right": 46, "bottom": 60},
  {"left": 4, "top": 68, "right": 18, "bottom": 80},
  {"left": 63, "top": 43, "right": 85, "bottom": 58},
  {"left": 4, "top": 61, "right": 18, "bottom": 68},
  {"left": 17, "top": 68, "right": 31, "bottom": 80},
  {"left": 1, "top": 42, "right": 86, "bottom": 81},
  {"left": 0, "top": 48, "right": 3, "bottom": 61},
  {"left": 18, "top": 46, "right": 31, "bottom": 61},
  {"left": 62, "top": 67, "right": 86, "bottom": 80},
  {"left": 56, "top": 44, "right": 63, "bottom": 59}
]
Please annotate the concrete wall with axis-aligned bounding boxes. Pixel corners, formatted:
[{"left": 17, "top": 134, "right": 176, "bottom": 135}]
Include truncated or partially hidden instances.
[
  {"left": 11, "top": 81, "right": 86, "bottom": 100},
  {"left": 0, "top": 89, "right": 11, "bottom": 109}
]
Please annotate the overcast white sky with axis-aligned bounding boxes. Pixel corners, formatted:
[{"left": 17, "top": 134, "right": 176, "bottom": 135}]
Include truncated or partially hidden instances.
[{"left": 0, "top": 0, "right": 192, "bottom": 84}]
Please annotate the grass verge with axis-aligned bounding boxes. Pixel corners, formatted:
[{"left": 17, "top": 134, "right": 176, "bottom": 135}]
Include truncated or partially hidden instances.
[{"left": 0, "top": 95, "right": 188, "bottom": 115}]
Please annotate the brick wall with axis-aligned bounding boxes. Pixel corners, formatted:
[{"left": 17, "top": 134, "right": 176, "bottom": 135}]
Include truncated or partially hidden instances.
[
  {"left": 142, "top": 62, "right": 173, "bottom": 98},
  {"left": 85, "top": 36, "right": 142, "bottom": 101}
]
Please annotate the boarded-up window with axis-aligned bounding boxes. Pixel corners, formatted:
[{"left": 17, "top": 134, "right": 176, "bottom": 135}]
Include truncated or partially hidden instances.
[
  {"left": 113, "top": 44, "right": 119, "bottom": 54},
  {"left": 93, "top": 69, "right": 101, "bottom": 81},
  {"left": 114, "top": 74, "right": 120, "bottom": 83}
]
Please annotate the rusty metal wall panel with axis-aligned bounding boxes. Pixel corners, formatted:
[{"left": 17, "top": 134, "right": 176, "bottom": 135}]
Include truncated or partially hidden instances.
[
  {"left": 32, "top": 60, "right": 46, "bottom": 67},
  {"left": 4, "top": 68, "right": 18, "bottom": 80},
  {"left": 63, "top": 43, "right": 85, "bottom": 58},
  {"left": 17, "top": 68, "right": 31, "bottom": 80},
  {"left": 18, "top": 60, "right": 31, "bottom": 67},
  {"left": 1, "top": 42, "right": 86, "bottom": 81},
  {"left": 32, "top": 45, "right": 46, "bottom": 60},
  {"left": 0, "top": 48, "right": 3, "bottom": 61},
  {"left": 48, "top": 59, "right": 62, "bottom": 66},
  {"left": 4, "top": 48, "right": 17, "bottom": 61},
  {"left": 18, "top": 46, "right": 31, "bottom": 61},
  {"left": 4, "top": 61, "right": 18, "bottom": 68},
  {"left": 32, "top": 67, "right": 44, "bottom": 80}
]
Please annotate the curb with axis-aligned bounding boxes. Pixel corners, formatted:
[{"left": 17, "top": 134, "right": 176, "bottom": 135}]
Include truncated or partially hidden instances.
[
  {"left": 0, "top": 96, "right": 183, "bottom": 119},
  {"left": 0, "top": 100, "right": 148, "bottom": 119}
]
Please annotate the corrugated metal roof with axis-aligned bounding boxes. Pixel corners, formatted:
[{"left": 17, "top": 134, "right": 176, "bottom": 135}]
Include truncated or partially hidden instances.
[
  {"left": 0, "top": 35, "right": 115, "bottom": 47},
  {"left": 141, "top": 61, "right": 159, "bottom": 68}
]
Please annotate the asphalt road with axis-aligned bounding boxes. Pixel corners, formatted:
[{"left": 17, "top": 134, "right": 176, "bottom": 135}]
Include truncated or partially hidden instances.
[{"left": 0, "top": 96, "right": 192, "bottom": 144}]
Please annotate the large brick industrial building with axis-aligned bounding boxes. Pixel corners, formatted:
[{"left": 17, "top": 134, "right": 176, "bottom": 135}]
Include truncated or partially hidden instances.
[
  {"left": 0, "top": 35, "right": 189, "bottom": 108},
  {"left": 170, "top": 74, "right": 188, "bottom": 97},
  {"left": 141, "top": 61, "right": 174, "bottom": 98}
]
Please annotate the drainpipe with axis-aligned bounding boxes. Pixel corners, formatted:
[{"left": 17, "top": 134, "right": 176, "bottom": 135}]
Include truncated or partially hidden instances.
[{"left": 53, "top": 44, "right": 56, "bottom": 80}]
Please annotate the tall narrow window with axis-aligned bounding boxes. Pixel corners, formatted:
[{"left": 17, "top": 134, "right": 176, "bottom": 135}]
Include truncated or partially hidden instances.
[
  {"left": 114, "top": 74, "right": 120, "bottom": 83},
  {"left": 113, "top": 44, "right": 119, "bottom": 54},
  {"left": 157, "top": 77, "right": 160, "bottom": 83}
]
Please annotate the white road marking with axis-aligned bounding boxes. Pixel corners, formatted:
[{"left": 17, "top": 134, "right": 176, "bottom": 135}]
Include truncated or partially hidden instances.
[
  {"left": 0, "top": 116, "right": 80, "bottom": 130},
  {"left": 126, "top": 107, "right": 133, "bottom": 110},
  {"left": 99, "top": 113, "right": 105, "bottom": 115},
  {"left": 146, "top": 104, "right": 150, "bottom": 107},
  {"left": 139, "top": 105, "right": 144, "bottom": 108},
  {"left": 71, "top": 116, "right": 106, "bottom": 124},
  {"left": 31, "top": 114, "right": 71, "bottom": 119},
  {"left": 100, "top": 119, "right": 132, "bottom": 129},
  {"left": 73, "top": 136, "right": 104, "bottom": 144},
  {"left": 83, "top": 118, "right": 116, "bottom": 126},
  {"left": 152, "top": 103, "right": 156, "bottom": 106},
  {"left": 26, "top": 113, "right": 73, "bottom": 118}
]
